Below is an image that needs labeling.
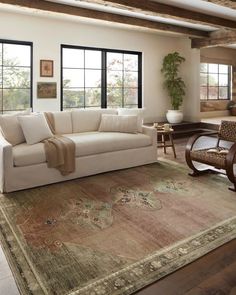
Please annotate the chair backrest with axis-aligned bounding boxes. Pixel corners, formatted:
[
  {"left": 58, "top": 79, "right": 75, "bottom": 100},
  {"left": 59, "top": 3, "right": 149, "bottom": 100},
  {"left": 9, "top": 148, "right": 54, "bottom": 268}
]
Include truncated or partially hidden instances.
[{"left": 218, "top": 120, "right": 236, "bottom": 142}]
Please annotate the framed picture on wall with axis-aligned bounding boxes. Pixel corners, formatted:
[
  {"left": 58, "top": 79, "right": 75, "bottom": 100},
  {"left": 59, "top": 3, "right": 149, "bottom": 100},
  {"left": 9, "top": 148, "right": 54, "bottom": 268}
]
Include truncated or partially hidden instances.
[
  {"left": 40, "top": 60, "right": 54, "bottom": 77},
  {"left": 37, "top": 82, "right": 57, "bottom": 99}
]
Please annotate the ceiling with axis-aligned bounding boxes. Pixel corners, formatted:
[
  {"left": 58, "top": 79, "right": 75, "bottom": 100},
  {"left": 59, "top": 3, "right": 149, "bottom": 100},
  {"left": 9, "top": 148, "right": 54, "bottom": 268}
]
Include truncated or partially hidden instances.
[{"left": 0, "top": 0, "right": 236, "bottom": 48}]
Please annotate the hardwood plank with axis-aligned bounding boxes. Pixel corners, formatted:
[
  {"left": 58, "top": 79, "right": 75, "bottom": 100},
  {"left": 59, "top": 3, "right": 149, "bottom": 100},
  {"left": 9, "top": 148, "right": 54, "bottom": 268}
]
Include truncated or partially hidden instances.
[
  {"left": 79, "top": 0, "right": 236, "bottom": 29},
  {"left": 0, "top": 0, "right": 209, "bottom": 37},
  {"left": 184, "top": 261, "right": 236, "bottom": 295}
]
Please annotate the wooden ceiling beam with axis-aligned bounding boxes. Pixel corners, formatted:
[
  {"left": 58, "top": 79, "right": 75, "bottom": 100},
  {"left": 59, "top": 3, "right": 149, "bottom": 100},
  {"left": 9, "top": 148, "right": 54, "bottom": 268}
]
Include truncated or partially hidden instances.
[
  {"left": 191, "top": 29, "right": 236, "bottom": 48},
  {"left": 202, "top": 0, "right": 236, "bottom": 9},
  {"left": 0, "top": 0, "right": 209, "bottom": 37},
  {"left": 77, "top": 0, "right": 236, "bottom": 29}
]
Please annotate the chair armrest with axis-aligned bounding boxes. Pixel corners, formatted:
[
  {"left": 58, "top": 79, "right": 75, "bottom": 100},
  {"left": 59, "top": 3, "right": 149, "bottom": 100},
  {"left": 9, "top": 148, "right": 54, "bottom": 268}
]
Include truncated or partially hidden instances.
[
  {"left": 142, "top": 126, "right": 156, "bottom": 146},
  {"left": 185, "top": 131, "right": 219, "bottom": 166},
  {"left": 186, "top": 132, "right": 218, "bottom": 152}
]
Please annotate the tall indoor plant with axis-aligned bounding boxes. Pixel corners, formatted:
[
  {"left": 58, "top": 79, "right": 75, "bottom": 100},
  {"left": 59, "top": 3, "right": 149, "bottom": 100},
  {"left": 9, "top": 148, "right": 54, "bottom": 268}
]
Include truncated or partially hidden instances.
[{"left": 161, "top": 52, "right": 186, "bottom": 123}]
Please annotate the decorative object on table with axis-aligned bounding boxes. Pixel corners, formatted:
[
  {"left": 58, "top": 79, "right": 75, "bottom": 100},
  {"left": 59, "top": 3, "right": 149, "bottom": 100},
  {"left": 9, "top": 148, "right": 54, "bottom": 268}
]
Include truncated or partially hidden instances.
[
  {"left": 0, "top": 161, "right": 235, "bottom": 295},
  {"left": 37, "top": 82, "right": 57, "bottom": 99},
  {"left": 161, "top": 52, "right": 186, "bottom": 124},
  {"left": 40, "top": 59, "right": 54, "bottom": 77},
  {"left": 163, "top": 123, "right": 171, "bottom": 131},
  {"left": 153, "top": 123, "right": 173, "bottom": 132}
]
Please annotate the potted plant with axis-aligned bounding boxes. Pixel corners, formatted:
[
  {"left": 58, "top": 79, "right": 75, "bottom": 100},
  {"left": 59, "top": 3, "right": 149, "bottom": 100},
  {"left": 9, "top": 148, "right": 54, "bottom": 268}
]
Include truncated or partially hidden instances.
[{"left": 161, "top": 52, "right": 186, "bottom": 123}]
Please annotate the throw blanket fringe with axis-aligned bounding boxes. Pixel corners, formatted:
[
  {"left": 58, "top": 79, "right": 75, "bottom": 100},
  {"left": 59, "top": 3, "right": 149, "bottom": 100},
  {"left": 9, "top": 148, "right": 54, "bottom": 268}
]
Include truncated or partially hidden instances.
[{"left": 44, "top": 112, "right": 76, "bottom": 176}]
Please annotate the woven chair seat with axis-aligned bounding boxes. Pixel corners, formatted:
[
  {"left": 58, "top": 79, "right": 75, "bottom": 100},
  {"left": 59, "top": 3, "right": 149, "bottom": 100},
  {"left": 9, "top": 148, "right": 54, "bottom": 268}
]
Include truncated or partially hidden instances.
[{"left": 190, "top": 147, "right": 230, "bottom": 169}]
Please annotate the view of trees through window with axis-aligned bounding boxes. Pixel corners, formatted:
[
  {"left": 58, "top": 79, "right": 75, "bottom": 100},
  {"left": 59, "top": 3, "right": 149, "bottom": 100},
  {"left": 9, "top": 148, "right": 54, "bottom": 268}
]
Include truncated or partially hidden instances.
[
  {"left": 200, "top": 63, "right": 231, "bottom": 100},
  {"left": 0, "top": 41, "right": 32, "bottom": 113},
  {"left": 62, "top": 46, "right": 141, "bottom": 110}
]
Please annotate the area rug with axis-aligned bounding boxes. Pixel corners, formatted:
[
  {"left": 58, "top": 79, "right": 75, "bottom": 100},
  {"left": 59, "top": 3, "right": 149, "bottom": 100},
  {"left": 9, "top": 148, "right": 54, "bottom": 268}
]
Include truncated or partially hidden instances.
[{"left": 0, "top": 160, "right": 236, "bottom": 295}]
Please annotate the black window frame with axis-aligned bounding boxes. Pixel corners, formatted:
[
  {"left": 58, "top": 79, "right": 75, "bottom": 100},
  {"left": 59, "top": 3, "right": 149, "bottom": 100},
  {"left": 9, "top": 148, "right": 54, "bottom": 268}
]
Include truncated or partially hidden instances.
[
  {"left": 200, "top": 63, "right": 231, "bottom": 101},
  {"left": 61, "top": 44, "right": 142, "bottom": 110},
  {"left": 0, "top": 39, "right": 33, "bottom": 114}
]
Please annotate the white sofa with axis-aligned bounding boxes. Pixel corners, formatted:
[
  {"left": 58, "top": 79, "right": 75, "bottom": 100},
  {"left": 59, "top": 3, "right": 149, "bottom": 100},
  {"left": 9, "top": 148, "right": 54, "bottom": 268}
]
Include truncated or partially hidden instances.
[{"left": 0, "top": 109, "right": 157, "bottom": 193}]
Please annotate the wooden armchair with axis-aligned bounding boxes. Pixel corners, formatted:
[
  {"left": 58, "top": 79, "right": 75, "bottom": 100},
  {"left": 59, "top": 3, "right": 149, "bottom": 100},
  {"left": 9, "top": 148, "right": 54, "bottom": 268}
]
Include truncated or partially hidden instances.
[{"left": 185, "top": 120, "right": 236, "bottom": 191}]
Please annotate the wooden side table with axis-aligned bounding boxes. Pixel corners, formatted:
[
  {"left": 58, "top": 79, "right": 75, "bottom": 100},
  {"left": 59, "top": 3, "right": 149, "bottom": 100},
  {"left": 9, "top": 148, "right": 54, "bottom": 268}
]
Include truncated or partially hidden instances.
[{"left": 156, "top": 128, "right": 176, "bottom": 158}]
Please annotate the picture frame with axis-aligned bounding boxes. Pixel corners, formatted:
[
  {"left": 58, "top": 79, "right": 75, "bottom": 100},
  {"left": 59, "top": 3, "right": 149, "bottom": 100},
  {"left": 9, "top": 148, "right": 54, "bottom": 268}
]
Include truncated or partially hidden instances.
[
  {"left": 37, "top": 82, "right": 57, "bottom": 99},
  {"left": 40, "top": 60, "right": 53, "bottom": 77}
]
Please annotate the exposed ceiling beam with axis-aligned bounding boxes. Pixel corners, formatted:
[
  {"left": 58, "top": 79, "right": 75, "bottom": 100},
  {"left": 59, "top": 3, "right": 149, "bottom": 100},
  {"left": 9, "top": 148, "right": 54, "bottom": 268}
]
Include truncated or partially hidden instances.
[
  {"left": 0, "top": 0, "right": 209, "bottom": 37},
  {"left": 191, "top": 29, "right": 236, "bottom": 48},
  {"left": 77, "top": 0, "right": 236, "bottom": 29},
  {"left": 202, "top": 0, "right": 236, "bottom": 9}
]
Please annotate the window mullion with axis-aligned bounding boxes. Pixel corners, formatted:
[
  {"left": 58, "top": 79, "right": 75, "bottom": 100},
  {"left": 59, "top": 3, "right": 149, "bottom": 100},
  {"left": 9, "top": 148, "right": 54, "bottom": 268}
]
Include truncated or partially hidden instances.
[
  {"left": 101, "top": 50, "right": 106, "bottom": 108},
  {"left": 84, "top": 50, "right": 86, "bottom": 108},
  {"left": 1, "top": 43, "right": 3, "bottom": 114},
  {"left": 122, "top": 54, "right": 124, "bottom": 108}
]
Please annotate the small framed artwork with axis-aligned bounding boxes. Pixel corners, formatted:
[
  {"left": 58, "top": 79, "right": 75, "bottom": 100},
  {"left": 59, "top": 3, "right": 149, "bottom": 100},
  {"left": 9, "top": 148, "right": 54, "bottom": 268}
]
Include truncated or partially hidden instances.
[
  {"left": 37, "top": 82, "right": 57, "bottom": 99},
  {"left": 40, "top": 60, "right": 53, "bottom": 77}
]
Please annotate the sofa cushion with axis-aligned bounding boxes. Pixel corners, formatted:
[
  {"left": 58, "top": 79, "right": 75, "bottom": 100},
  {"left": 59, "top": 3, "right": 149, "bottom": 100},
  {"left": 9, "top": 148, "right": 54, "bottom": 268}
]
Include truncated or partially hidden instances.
[
  {"left": 13, "top": 142, "right": 46, "bottom": 167},
  {"left": 18, "top": 114, "right": 53, "bottom": 145},
  {"left": 72, "top": 109, "right": 117, "bottom": 133},
  {"left": 118, "top": 108, "right": 144, "bottom": 133},
  {"left": 98, "top": 114, "right": 138, "bottom": 133},
  {"left": 13, "top": 132, "right": 152, "bottom": 167},
  {"left": 52, "top": 111, "right": 73, "bottom": 134},
  {"left": 0, "top": 109, "right": 31, "bottom": 146}
]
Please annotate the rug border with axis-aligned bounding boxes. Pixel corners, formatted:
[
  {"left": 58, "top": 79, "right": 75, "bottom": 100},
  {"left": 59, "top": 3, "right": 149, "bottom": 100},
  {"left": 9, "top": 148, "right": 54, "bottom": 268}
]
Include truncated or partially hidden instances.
[
  {"left": 0, "top": 160, "right": 235, "bottom": 295},
  {"left": 69, "top": 216, "right": 236, "bottom": 295},
  {"left": 0, "top": 207, "right": 45, "bottom": 295}
]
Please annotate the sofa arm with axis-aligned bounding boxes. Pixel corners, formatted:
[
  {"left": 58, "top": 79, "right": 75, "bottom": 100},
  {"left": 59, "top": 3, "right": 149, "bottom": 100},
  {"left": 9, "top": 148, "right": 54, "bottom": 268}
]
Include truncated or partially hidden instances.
[
  {"left": 0, "top": 136, "right": 13, "bottom": 192},
  {"left": 142, "top": 126, "right": 156, "bottom": 146}
]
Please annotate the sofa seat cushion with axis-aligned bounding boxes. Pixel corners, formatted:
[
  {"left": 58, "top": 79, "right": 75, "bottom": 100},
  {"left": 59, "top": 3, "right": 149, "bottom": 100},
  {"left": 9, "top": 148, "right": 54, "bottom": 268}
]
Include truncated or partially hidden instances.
[
  {"left": 65, "top": 132, "right": 152, "bottom": 157},
  {"left": 13, "top": 142, "right": 46, "bottom": 167},
  {"left": 13, "top": 132, "right": 152, "bottom": 167}
]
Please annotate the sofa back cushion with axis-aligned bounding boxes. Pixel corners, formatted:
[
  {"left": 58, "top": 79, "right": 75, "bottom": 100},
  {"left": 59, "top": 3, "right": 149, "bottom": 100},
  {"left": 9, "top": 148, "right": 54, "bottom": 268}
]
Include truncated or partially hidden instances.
[
  {"left": 72, "top": 109, "right": 117, "bottom": 133},
  {"left": 99, "top": 114, "right": 138, "bottom": 133},
  {"left": 18, "top": 113, "right": 53, "bottom": 145},
  {"left": 118, "top": 108, "right": 144, "bottom": 133},
  {"left": 0, "top": 109, "right": 31, "bottom": 146},
  {"left": 53, "top": 111, "right": 73, "bottom": 134}
]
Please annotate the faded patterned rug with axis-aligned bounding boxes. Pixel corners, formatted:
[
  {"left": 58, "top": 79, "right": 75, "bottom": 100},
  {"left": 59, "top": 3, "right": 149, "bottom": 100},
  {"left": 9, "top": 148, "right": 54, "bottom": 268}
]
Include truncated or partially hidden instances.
[{"left": 0, "top": 160, "right": 236, "bottom": 295}]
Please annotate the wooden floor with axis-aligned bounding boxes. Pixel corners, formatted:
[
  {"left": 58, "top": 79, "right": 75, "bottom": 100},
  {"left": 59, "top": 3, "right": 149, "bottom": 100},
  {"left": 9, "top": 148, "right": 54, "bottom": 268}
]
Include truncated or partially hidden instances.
[{"left": 0, "top": 137, "right": 235, "bottom": 295}]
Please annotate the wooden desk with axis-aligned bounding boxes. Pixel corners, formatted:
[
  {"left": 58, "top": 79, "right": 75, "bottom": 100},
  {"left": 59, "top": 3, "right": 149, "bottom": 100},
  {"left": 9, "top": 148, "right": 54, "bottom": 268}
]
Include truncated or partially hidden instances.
[{"left": 156, "top": 128, "right": 176, "bottom": 158}]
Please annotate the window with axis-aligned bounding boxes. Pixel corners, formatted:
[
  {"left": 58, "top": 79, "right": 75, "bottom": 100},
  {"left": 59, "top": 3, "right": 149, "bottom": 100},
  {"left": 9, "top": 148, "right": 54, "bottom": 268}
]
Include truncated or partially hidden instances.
[
  {"left": 0, "top": 40, "right": 32, "bottom": 113},
  {"left": 200, "top": 63, "right": 231, "bottom": 100},
  {"left": 61, "top": 45, "right": 142, "bottom": 110}
]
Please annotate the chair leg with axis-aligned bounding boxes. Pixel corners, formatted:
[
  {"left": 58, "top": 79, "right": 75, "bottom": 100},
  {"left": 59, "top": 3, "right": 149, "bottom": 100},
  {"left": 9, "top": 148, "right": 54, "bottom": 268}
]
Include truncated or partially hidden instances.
[
  {"left": 189, "top": 169, "right": 211, "bottom": 177},
  {"left": 228, "top": 184, "right": 236, "bottom": 192},
  {"left": 225, "top": 159, "right": 236, "bottom": 192}
]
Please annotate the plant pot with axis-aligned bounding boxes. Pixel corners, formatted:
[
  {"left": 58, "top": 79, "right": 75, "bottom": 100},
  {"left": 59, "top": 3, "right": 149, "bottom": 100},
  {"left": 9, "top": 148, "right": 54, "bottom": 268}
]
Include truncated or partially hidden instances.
[{"left": 166, "top": 110, "right": 183, "bottom": 124}]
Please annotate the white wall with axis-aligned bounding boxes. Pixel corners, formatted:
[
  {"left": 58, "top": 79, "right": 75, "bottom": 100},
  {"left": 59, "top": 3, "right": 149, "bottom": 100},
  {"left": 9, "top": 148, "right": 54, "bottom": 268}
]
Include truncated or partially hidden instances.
[{"left": 0, "top": 10, "right": 200, "bottom": 122}]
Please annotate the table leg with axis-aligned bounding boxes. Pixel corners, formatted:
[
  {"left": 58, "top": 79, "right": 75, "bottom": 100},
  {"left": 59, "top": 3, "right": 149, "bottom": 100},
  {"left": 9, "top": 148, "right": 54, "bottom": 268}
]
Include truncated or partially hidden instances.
[
  {"left": 162, "top": 134, "right": 166, "bottom": 154},
  {"left": 169, "top": 133, "right": 176, "bottom": 158}
]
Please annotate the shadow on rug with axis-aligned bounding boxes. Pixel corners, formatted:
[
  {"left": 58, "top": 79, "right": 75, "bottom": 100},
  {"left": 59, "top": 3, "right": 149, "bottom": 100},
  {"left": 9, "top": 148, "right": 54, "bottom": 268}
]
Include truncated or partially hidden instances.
[{"left": 0, "top": 161, "right": 235, "bottom": 295}]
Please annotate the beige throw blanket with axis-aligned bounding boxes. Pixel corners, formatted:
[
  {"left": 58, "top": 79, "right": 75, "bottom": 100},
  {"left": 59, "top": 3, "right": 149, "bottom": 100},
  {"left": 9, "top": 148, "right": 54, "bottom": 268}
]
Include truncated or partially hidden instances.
[{"left": 44, "top": 112, "right": 75, "bottom": 176}]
